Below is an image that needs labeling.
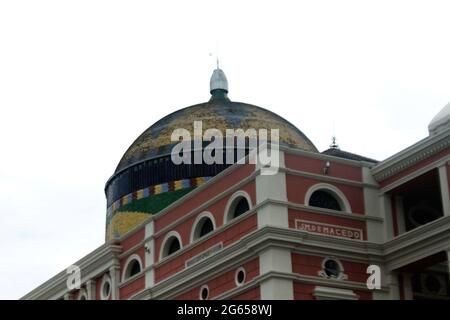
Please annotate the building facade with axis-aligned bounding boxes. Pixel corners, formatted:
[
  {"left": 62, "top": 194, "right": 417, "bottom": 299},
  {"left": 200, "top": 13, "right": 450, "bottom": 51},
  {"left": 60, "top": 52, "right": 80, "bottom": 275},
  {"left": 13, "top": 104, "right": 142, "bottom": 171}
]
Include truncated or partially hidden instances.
[{"left": 23, "top": 69, "right": 450, "bottom": 300}]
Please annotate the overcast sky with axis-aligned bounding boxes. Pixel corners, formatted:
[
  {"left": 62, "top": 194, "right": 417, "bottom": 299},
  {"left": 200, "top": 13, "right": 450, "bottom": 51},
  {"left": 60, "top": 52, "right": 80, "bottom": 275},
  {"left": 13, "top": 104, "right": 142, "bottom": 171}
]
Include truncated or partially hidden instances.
[{"left": 1, "top": 0, "right": 449, "bottom": 299}]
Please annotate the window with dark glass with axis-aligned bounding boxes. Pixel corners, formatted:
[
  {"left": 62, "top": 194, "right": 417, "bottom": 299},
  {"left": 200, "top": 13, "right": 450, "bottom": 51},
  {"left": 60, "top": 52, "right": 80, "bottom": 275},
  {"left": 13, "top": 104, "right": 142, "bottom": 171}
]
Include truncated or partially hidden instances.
[
  {"left": 128, "top": 260, "right": 141, "bottom": 277},
  {"left": 167, "top": 237, "right": 181, "bottom": 256},
  {"left": 324, "top": 259, "right": 341, "bottom": 278},
  {"left": 200, "top": 286, "right": 209, "bottom": 300},
  {"left": 309, "top": 190, "right": 341, "bottom": 211},
  {"left": 198, "top": 218, "right": 213, "bottom": 238},
  {"left": 236, "top": 269, "right": 246, "bottom": 285},
  {"left": 233, "top": 197, "right": 250, "bottom": 219},
  {"left": 102, "top": 281, "right": 111, "bottom": 298}
]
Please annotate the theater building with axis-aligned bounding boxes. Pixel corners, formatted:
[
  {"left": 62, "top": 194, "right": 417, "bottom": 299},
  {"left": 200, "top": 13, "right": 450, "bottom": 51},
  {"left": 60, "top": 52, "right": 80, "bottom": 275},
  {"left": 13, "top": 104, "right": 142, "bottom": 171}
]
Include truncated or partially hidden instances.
[{"left": 23, "top": 68, "right": 450, "bottom": 300}]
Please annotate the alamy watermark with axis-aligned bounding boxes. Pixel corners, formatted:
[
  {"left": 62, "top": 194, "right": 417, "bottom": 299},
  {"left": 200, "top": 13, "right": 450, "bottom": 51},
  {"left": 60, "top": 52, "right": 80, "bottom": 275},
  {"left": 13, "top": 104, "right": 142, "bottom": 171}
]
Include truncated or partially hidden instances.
[
  {"left": 170, "top": 121, "right": 280, "bottom": 175},
  {"left": 366, "top": 264, "right": 381, "bottom": 290},
  {"left": 66, "top": 265, "right": 81, "bottom": 290}
]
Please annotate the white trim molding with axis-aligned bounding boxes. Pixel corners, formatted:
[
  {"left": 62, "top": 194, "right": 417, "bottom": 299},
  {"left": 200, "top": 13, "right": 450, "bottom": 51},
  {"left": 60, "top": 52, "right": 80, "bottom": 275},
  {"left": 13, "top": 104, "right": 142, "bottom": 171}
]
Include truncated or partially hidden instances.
[
  {"left": 372, "top": 129, "right": 450, "bottom": 182},
  {"left": 304, "top": 183, "right": 352, "bottom": 213},
  {"left": 313, "top": 286, "right": 358, "bottom": 300}
]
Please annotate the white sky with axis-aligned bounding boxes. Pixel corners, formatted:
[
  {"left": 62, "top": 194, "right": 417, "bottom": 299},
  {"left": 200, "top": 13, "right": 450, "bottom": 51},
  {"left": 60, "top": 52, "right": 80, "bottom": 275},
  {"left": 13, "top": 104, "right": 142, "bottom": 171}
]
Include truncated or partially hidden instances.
[{"left": 0, "top": 0, "right": 449, "bottom": 299}]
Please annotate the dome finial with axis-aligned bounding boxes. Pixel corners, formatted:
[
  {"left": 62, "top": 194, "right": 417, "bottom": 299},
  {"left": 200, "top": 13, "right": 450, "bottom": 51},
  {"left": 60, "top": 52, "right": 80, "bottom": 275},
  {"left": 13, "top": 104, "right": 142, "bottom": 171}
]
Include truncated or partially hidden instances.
[
  {"left": 209, "top": 65, "right": 229, "bottom": 98},
  {"left": 330, "top": 135, "right": 339, "bottom": 149}
]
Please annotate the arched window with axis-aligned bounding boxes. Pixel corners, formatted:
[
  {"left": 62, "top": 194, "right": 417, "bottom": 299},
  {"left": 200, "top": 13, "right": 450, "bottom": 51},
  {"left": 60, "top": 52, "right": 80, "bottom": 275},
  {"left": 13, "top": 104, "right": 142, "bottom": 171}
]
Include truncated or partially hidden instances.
[
  {"left": 305, "top": 183, "right": 351, "bottom": 213},
  {"left": 224, "top": 191, "right": 252, "bottom": 223},
  {"left": 309, "top": 190, "right": 342, "bottom": 211},
  {"left": 160, "top": 231, "right": 182, "bottom": 260},
  {"left": 199, "top": 219, "right": 213, "bottom": 236},
  {"left": 233, "top": 198, "right": 250, "bottom": 218},
  {"left": 167, "top": 238, "right": 181, "bottom": 255},
  {"left": 191, "top": 212, "right": 216, "bottom": 242},
  {"left": 122, "top": 255, "right": 143, "bottom": 281}
]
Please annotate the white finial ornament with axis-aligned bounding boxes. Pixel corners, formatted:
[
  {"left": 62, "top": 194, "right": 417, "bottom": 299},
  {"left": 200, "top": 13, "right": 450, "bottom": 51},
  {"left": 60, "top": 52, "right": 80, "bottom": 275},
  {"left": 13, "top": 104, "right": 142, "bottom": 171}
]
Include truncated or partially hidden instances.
[{"left": 209, "top": 66, "right": 228, "bottom": 93}]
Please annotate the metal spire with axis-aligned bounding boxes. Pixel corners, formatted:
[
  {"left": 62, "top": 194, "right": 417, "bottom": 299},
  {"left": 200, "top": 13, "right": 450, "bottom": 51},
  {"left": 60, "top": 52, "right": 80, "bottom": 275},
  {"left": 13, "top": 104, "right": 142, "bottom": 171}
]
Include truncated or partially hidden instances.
[{"left": 330, "top": 135, "right": 339, "bottom": 149}]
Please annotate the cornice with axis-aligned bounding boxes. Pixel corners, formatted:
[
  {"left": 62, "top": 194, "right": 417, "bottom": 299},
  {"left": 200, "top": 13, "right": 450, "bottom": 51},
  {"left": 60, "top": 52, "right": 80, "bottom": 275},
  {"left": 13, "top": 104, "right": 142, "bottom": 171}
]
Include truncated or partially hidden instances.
[
  {"left": 382, "top": 216, "right": 450, "bottom": 271},
  {"left": 371, "top": 129, "right": 450, "bottom": 182},
  {"left": 281, "top": 167, "right": 378, "bottom": 189},
  {"left": 280, "top": 145, "right": 376, "bottom": 168},
  {"left": 21, "top": 244, "right": 122, "bottom": 300},
  {"left": 134, "top": 227, "right": 385, "bottom": 300}
]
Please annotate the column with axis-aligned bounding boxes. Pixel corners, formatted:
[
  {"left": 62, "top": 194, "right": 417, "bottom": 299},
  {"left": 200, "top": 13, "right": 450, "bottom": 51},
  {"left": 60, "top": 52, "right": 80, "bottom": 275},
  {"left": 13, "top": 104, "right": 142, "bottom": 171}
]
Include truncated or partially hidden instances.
[
  {"left": 395, "top": 196, "right": 406, "bottom": 234},
  {"left": 438, "top": 165, "right": 450, "bottom": 216},
  {"left": 362, "top": 167, "right": 384, "bottom": 243},
  {"left": 86, "top": 279, "right": 96, "bottom": 300},
  {"left": 259, "top": 247, "right": 293, "bottom": 300},
  {"left": 380, "top": 194, "right": 394, "bottom": 241},
  {"left": 145, "top": 220, "right": 155, "bottom": 288},
  {"left": 445, "top": 250, "right": 450, "bottom": 289},
  {"left": 109, "top": 264, "right": 120, "bottom": 300},
  {"left": 403, "top": 273, "right": 413, "bottom": 300},
  {"left": 255, "top": 150, "right": 289, "bottom": 228}
]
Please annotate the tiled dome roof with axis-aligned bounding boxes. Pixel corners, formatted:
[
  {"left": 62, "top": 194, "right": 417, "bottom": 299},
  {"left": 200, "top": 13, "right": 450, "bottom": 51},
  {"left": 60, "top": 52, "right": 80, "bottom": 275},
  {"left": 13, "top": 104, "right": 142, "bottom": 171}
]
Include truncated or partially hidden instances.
[{"left": 115, "top": 83, "right": 317, "bottom": 173}]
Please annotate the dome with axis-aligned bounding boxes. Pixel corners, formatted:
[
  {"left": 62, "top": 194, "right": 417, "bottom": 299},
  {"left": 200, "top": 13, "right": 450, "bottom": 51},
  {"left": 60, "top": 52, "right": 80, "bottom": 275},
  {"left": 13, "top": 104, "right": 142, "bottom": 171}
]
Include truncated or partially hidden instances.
[
  {"left": 115, "top": 96, "right": 317, "bottom": 173},
  {"left": 429, "top": 102, "right": 450, "bottom": 135},
  {"left": 104, "top": 68, "right": 317, "bottom": 241}
]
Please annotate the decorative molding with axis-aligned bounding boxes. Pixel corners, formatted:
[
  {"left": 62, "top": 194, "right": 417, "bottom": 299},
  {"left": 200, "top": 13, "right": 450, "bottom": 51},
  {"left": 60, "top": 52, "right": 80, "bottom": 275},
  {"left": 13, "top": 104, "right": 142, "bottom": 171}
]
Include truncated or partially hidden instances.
[
  {"left": 280, "top": 145, "right": 376, "bottom": 168},
  {"left": 21, "top": 244, "right": 122, "bottom": 300},
  {"left": 372, "top": 131, "right": 450, "bottom": 182},
  {"left": 313, "top": 286, "right": 358, "bottom": 300},
  {"left": 135, "top": 226, "right": 384, "bottom": 300},
  {"left": 284, "top": 200, "right": 383, "bottom": 222},
  {"left": 379, "top": 156, "right": 450, "bottom": 194},
  {"left": 186, "top": 242, "right": 223, "bottom": 268},
  {"left": 128, "top": 197, "right": 381, "bottom": 274},
  {"left": 382, "top": 216, "right": 450, "bottom": 271},
  {"left": 282, "top": 167, "right": 374, "bottom": 189}
]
